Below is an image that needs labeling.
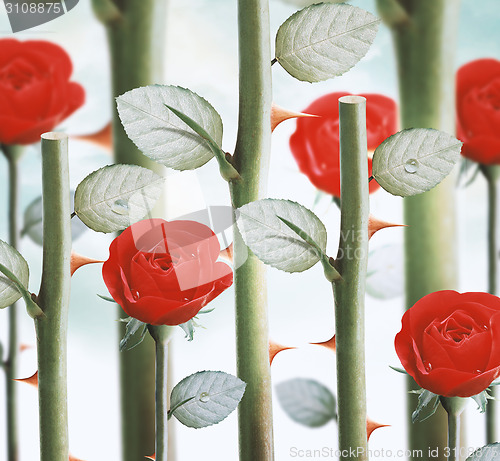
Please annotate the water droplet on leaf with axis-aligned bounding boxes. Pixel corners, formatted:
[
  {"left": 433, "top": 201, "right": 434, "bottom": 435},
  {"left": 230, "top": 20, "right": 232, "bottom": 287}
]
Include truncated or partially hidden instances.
[
  {"left": 404, "top": 159, "right": 419, "bottom": 174},
  {"left": 198, "top": 392, "right": 210, "bottom": 403},
  {"left": 111, "top": 199, "right": 129, "bottom": 215}
]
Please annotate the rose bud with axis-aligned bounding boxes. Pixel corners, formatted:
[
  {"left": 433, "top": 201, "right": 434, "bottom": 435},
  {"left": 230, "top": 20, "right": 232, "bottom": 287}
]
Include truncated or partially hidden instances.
[{"left": 102, "top": 219, "right": 233, "bottom": 326}]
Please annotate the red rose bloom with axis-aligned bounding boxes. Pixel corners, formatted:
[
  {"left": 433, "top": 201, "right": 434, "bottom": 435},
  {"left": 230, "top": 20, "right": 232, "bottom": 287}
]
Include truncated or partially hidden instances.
[
  {"left": 456, "top": 58, "right": 500, "bottom": 164},
  {"left": 289, "top": 92, "right": 397, "bottom": 197},
  {"left": 102, "top": 219, "right": 233, "bottom": 326},
  {"left": 0, "top": 38, "right": 85, "bottom": 145},
  {"left": 395, "top": 290, "right": 500, "bottom": 397}
]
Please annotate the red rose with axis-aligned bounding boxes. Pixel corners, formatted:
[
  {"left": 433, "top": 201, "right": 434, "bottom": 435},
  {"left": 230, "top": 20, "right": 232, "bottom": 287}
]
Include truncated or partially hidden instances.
[
  {"left": 102, "top": 219, "right": 233, "bottom": 326},
  {"left": 289, "top": 92, "right": 397, "bottom": 197},
  {"left": 456, "top": 58, "right": 500, "bottom": 164},
  {"left": 0, "top": 38, "right": 84, "bottom": 145},
  {"left": 395, "top": 290, "right": 500, "bottom": 397}
]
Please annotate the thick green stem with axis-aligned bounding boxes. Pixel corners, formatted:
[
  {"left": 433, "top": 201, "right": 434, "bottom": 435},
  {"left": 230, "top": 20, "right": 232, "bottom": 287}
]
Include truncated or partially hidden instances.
[
  {"left": 1, "top": 144, "right": 23, "bottom": 461},
  {"left": 35, "top": 133, "right": 71, "bottom": 461},
  {"left": 379, "top": 1, "right": 461, "bottom": 458},
  {"left": 334, "top": 96, "right": 369, "bottom": 461},
  {"left": 230, "top": 0, "right": 274, "bottom": 459},
  {"left": 148, "top": 325, "right": 175, "bottom": 461},
  {"left": 483, "top": 165, "right": 500, "bottom": 443},
  {"left": 94, "top": 1, "right": 169, "bottom": 458},
  {"left": 440, "top": 397, "right": 467, "bottom": 461}
]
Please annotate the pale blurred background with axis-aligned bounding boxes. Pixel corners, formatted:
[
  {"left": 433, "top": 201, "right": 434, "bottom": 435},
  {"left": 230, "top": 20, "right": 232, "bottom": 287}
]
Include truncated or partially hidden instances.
[{"left": 0, "top": 0, "right": 498, "bottom": 459}]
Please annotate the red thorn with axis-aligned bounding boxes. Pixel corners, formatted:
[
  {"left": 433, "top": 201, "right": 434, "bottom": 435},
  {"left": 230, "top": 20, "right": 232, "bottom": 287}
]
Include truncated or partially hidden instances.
[
  {"left": 271, "top": 103, "right": 318, "bottom": 132},
  {"left": 145, "top": 454, "right": 155, "bottom": 460},
  {"left": 219, "top": 243, "right": 233, "bottom": 263},
  {"left": 73, "top": 123, "right": 112, "bottom": 152},
  {"left": 367, "top": 417, "right": 390, "bottom": 441},
  {"left": 269, "top": 339, "right": 296, "bottom": 365},
  {"left": 368, "top": 214, "right": 406, "bottom": 240},
  {"left": 71, "top": 251, "right": 104, "bottom": 276},
  {"left": 69, "top": 455, "right": 86, "bottom": 461},
  {"left": 13, "top": 370, "right": 38, "bottom": 388},
  {"left": 311, "top": 335, "right": 336, "bottom": 352},
  {"left": 19, "top": 343, "right": 34, "bottom": 353}
]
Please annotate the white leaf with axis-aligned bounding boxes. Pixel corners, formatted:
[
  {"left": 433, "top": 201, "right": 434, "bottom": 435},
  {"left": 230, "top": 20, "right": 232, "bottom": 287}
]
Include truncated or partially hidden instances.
[
  {"left": 0, "top": 240, "right": 29, "bottom": 309},
  {"left": 117, "top": 85, "right": 223, "bottom": 170},
  {"left": 366, "top": 245, "right": 403, "bottom": 300},
  {"left": 74, "top": 165, "right": 164, "bottom": 233},
  {"left": 275, "top": 3, "right": 380, "bottom": 82},
  {"left": 372, "top": 128, "right": 462, "bottom": 197},
  {"left": 467, "top": 443, "right": 500, "bottom": 460},
  {"left": 276, "top": 378, "right": 336, "bottom": 427},
  {"left": 236, "top": 199, "right": 327, "bottom": 273},
  {"left": 170, "top": 371, "right": 246, "bottom": 429}
]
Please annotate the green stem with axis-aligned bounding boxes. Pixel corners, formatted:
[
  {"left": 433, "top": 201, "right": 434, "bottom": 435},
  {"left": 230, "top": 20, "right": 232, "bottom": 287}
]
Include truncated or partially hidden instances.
[
  {"left": 1, "top": 144, "right": 23, "bottom": 461},
  {"left": 440, "top": 397, "right": 467, "bottom": 461},
  {"left": 334, "top": 96, "right": 369, "bottom": 461},
  {"left": 380, "top": 1, "right": 461, "bottom": 458},
  {"left": 35, "top": 133, "right": 71, "bottom": 461},
  {"left": 94, "top": 1, "right": 169, "bottom": 458},
  {"left": 483, "top": 165, "right": 500, "bottom": 443},
  {"left": 230, "top": 0, "right": 274, "bottom": 459}
]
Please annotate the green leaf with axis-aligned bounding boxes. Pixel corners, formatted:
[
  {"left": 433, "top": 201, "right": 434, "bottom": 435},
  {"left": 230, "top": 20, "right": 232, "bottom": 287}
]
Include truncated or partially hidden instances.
[
  {"left": 0, "top": 240, "right": 30, "bottom": 309},
  {"left": 74, "top": 164, "right": 164, "bottom": 233},
  {"left": 411, "top": 389, "right": 439, "bottom": 423},
  {"left": 21, "top": 192, "right": 88, "bottom": 246},
  {"left": 117, "top": 85, "right": 223, "bottom": 170},
  {"left": 236, "top": 199, "right": 327, "bottom": 273},
  {"left": 389, "top": 365, "right": 408, "bottom": 375},
  {"left": 467, "top": 443, "right": 500, "bottom": 460},
  {"left": 169, "top": 371, "right": 246, "bottom": 428},
  {"left": 366, "top": 245, "right": 403, "bottom": 299},
  {"left": 119, "top": 317, "right": 148, "bottom": 352},
  {"left": 276, "top": 378, "right": 336, "bottom": 428},
  {"left": 372, "top": 128, "right": 462, "bottom": 197},
  {"left": 274, "top": 3, "right": 380, "bottom": 82}
]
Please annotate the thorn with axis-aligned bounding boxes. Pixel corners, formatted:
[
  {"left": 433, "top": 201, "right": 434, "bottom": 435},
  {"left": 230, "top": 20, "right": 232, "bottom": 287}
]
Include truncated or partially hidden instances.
[
  {"left": 271, "top": 103, "right": 318, "bottom": 132},
  {"left": 71, "top": 251, "right": 104, "bottom": 276},
  {"left": 311, "top": 335, "right": 336, "bottom": 352},
  {"left": 219, "top": 243, "right": 233, "bottom": 263},
  {"left": 72, "top": 123, "right": 112, "bottom": 152},
  {"left": 145, "top": 454, "right": 155, "bottom": 460},
  {"left": 367, "top": 417, "right": 390, "bottom": 441},
  {"left": 368, "top": 214, "right": 406, "bottom": 240},
  {"left": 69, "top": 455, "right": 86, "bottom": 461},
  {"left": 269, "top": 339, "right": 296, "bottom": 365},
  {"left": 19, "top": 343, "right": 34, "bottom": 353},
  {"left": 13, "top": 370, "right": 38, "bottom": 388}
]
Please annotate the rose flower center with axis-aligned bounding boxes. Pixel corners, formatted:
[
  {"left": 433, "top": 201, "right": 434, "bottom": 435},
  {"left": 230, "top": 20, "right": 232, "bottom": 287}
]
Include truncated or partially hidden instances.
[
  {"left": 0, "top": 60, "right": 38, "bottom": 91},
  {"left": 478, "top": 78, "right": 500, "bottom": 111}
]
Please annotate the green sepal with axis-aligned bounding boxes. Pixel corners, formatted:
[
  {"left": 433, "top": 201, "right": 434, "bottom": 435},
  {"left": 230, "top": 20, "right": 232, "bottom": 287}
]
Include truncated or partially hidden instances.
[
  {"left": 164, "top": 104, "right": 241, "bottom": 182},
  {"left": 410, "top": 388, "right": 439, "bottom": 423},
  {"left": 277, "top": 216, "right": 341, "bottom": 283},
  {"left": 119, "top": 317, "right": 148, "bottom": 352},
  {"left": 471, "top": 390, "right": 492, "bottom": 414},
  {"left": 389, "top": 365, "right": 408, "bottom": 375},
  {"left": 97, "top": 294, "right": 115, "bottom": 303}
]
